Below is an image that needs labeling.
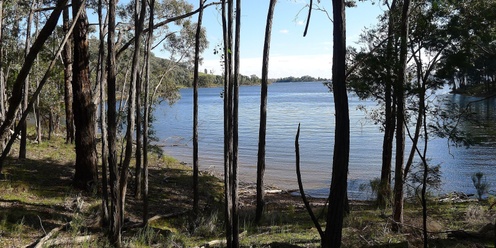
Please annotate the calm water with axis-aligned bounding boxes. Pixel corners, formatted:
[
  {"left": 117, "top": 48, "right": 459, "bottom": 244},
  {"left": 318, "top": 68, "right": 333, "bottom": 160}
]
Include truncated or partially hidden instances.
[{"left": 153, "top": 82, "right": 496, "bottom": 199}]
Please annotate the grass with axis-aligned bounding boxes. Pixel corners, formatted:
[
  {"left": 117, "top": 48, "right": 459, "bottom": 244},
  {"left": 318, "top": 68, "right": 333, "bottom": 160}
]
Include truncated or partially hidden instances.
[{"left": 0, "top": 130, "right": 495, "bottom": 247}]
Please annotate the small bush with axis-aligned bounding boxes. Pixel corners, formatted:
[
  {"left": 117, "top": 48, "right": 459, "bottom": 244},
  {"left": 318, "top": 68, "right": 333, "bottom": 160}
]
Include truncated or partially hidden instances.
[{"left": 472, "top": 172, "right": 490, "bottom": 201}]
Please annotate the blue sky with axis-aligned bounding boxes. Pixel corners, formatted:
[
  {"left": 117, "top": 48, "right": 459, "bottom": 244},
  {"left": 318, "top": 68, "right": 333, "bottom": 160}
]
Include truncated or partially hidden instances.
[
  {"left": 190, "top": 0, "right": 386, "bottom": 79},
  {"left": 88, "top": 0, "right": 386, "bottom": 79}
]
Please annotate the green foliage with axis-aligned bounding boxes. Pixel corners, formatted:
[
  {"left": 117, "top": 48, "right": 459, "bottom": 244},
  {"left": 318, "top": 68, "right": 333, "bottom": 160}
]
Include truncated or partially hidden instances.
[
  {"left": 406, "top": 161, "right": 442, "bottom": 201},
  {"left": 433, "top": 0, "right": 496, "bottom": 96},
  {"left": 275, "top": 75, "right": 329, "bottom": 83}
]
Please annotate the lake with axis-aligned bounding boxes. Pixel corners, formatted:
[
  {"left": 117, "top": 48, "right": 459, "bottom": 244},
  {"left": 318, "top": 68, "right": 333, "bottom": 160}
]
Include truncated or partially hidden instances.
[{"left": 153, "top": 82, "right": 496, "bottom": 199}]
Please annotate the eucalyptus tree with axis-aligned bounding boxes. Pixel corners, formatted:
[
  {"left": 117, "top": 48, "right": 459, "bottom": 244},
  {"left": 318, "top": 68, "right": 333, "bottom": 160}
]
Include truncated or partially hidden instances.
[
  {"left": 96, "top": 0, "right": 109, "bottom": 224},
  {"left": 192, "top": 0, "right": 204, "bottom": 217},
  {"left": 391, "top": 0, "right": 410, "bottom": 232},
  {"left": 255, "top": 0, "right": 277, "bottom": 224},
  {"left": 0, "top": 0, "right": 4, "bottom": 129},
  {"left": 323, "top": 0, "right": 349, "bottom": 245},
  {"left": 116, "top": 0, "right": 147, "bottom": 230},
  {"left": 0, "top": 0, "right": 69, "bottom": 172},
  {"left": 106, "top": 0, "right": 120, "bottom": 243},
  {"left": 142, "top": 0, "right": 156, "bottom": 225},
  {"left": 19, "top": 0, "right": 36, "bottom": 159},
  {"left": 62, "top": 4, "right": 74, "bottom": 144},
  {"left": 220, "top": 0, "right": 242, "bottom": 245},
  {"left": 295, "top": 0, "right": 349, "bottom": 246},
  {"left": 72, "top": 0, "right": 98, "bottom": 191}
]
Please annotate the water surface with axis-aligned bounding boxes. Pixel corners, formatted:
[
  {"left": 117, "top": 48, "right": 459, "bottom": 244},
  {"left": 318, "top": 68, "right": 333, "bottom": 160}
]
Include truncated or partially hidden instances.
[{"left": 153, "top": 82, "right": 496, "bottom": 199}]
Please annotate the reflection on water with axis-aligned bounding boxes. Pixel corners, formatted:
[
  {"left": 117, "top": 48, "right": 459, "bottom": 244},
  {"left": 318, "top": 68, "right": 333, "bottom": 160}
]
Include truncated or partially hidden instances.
[{"left": 153, "top": 82, "right": 496, "bottom": 199}]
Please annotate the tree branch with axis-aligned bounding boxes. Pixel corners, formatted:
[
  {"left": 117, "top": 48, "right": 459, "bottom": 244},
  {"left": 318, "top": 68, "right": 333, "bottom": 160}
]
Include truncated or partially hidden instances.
[
  {"left": 295, "top": 123, "right": 324, "bottom": 238},
  {"left": 116, "top": 1, "right": 221, "bottom": 58}
]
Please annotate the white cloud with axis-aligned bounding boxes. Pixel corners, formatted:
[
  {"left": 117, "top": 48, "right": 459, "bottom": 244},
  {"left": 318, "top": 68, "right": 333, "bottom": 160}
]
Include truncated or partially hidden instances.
[
  {"left": 279, "top": 29, "right": 289, "bottom": 34},
  {"left": 296, "top": 20, "right": 305, "bottom": 26},
  {"left": 201, "top": 54, "right": 332, "bottom": 79}
]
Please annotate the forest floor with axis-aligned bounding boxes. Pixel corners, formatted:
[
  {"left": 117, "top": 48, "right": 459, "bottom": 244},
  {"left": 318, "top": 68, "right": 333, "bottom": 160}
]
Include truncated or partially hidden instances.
[{"left": 0, "top": 133, "right": 495, "bottom": 247}]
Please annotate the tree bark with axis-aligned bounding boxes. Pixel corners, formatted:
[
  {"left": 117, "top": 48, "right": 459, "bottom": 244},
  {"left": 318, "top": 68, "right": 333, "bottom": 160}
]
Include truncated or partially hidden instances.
[
  {"left": 377, "top": 0, "right": 397, "bottom": 208},
  {"left": 0, "top": 0, "right": 5, "bottom": 134},
  {"left": 0, "top": 0, "right": 68, "bottom": 172},
  {"left": 72, "top": 0, "right": 98, "bottom": 191},
  {"left": 221, "top": 0, "right": 233, "bottom": 246},
  {"left": 255, "top": 0, "right": 276, "bottom": 224},
  {"left": 20, "top": 0, "right": 37, "bottom": 159},
  {"left": 232, "top": 0, "right": 241, "bottom": 245},
  {"left": 107, "top": 0, "right": 120, "bottom": 244},
  {"left": 392, "top": 0, "right": 410, "bottom": 233},
  {"left": 295, "top": 124, "right": 324, "bottom": 238},
  {"left": 34, "top": 12, "right": 42, "bottom": 144},
  {"left": 142, "top": 0, "right": 155, "bottom": 225},
  {"left": 62, "top": 5, "right": 74, "bottom": 144},
  {"left": 322, "top": 0, "right": 348, "bottom": 247},
  {"left": 135, "top": 72, "right": 142, "bottom": 199},
  {"left": 192, "top": 0, "right": 204, "bottom": 217},
  {"left": 97, "top": 0, "right": 109, "bottom": 225},
  {"left": 120, "top": 0, "right": 147, "bottom": 227}
]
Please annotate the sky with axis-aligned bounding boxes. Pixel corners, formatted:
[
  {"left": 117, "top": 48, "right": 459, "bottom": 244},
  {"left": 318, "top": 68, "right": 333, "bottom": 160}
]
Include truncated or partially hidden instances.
[
  {"left": 87, "top": 0, "right": 388, "bottom": 79},
  {"left": 182, "top": 0, "right": 387, "bottom": 79}
]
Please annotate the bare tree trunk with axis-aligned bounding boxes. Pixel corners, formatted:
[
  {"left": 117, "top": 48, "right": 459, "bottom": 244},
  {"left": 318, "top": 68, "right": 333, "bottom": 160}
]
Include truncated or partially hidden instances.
[
  {"left": 377, "top": 0, "right": 397, "bottom": 208},
  {"left": 62, "top": 5, "right": 74, "bottom": 144},
  {"left": 97, "top": 0, "right": 109, "bottom": 225},
  {"left": 120, "top": 0, "right": 147, "bottom": 227},
  {"left": 0, "top": 0, "right": 5, "bottom": 133},
  {"left": 72, "top": 0, "right": 98, "bottom": 191},
  {"left": 392, "top": 0, "right": 410, "bottom": 233},
  {"left": 192, "top": 0, "right": 204, "bottom": 217},
  {"left": 107, "top": 0, "right": 120, "bottom": 244},
  {"left": 0, "top": 0, "right": 68, "bottom": 172},
  {"left": 34, "top": 10, "right": 42, "bottom": 144},
  {"left": 322, "top": 0, "right": 348, "bottom": 247},
  {"left": 142, "top": 0, "right": 155, "bottom": 225},
  {"left": 135, "top": 74, "right": 142, "bottom": 199},
  {"left": 231, "top": 0, "right": 241, "bottom": 245},
  {"left": 255, "top": 0, "right": 276, "bottom": 224},
  {"left": 221, "top": 0, "right": 232, "bottom": 246},
  {"left": 20, "top": 0, "right": 37, "bottom": 159}
]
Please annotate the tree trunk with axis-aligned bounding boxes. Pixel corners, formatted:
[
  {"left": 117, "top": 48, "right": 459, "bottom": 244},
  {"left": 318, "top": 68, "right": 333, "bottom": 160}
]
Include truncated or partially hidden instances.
[
  {"left": 232, "top": 0, "right": 241, "bottom": 245},
  {"left": 107, "top": 0, "right": 120, "bottom": 244},
  {"left": 221, "top": 0, "right": 233, "bottom": 246},
  {"left": 192, "top": 0, "right": 204, "bottom": 217},
  {"left": 0, "top": 0, "right": 5, "bottom": 134},
  {"left": 322, "top": 0, "right": 348, "bottom": 247},
  {"left": 120, "top": 0, "right": 147, "bottom": 227},
  {"left": 62, "top": 5, "right": 74, "bottom": 144},
  {"left": 97, "top": 0, "right": 109, "bottom": 225},
  {"left": 142, "top": 0, "right": 155, "bottom": 225},
  {"left": 0, "top": 0, "right": 68, "bottom": 172},
  {"left": 34, "top": 11, "right": 42, "bottom": 143},
  {"left": 135, "top": 74, "right": 142, "bottom": 199},
  {"left": 72, "top": 0, "right": 98, "bottom": 191},
  {"left": 20, "top": 0, "right": 37, "bottom": 159},
  {"left": 255, "top": 0, "right": 276, "bottom": 224},
  {"left": 392, "top": 0, "right": 410, "bottom": 233},
  {"left": 377, "top": 0, "right": 397, "bottom": 208}
]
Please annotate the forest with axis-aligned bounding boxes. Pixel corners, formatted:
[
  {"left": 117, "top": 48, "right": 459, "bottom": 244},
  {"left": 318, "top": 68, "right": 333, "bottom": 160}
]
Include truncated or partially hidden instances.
[{"left": 0, "top": 0, "right": 495, "bottom": 247}]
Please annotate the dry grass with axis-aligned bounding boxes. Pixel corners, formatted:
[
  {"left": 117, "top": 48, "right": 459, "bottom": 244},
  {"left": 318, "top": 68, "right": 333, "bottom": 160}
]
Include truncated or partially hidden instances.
[{"left": 0, "top": 133, "right": 495, "bottom": 247}]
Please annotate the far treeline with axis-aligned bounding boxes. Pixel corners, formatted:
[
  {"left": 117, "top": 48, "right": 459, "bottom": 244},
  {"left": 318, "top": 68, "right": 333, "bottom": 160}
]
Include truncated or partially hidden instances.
[
  {"left": 194, "top": 71, "right": 330, "bottom": 87},
  {"left": 0, "top": 0, "right": 495, "bottom": 247}
]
